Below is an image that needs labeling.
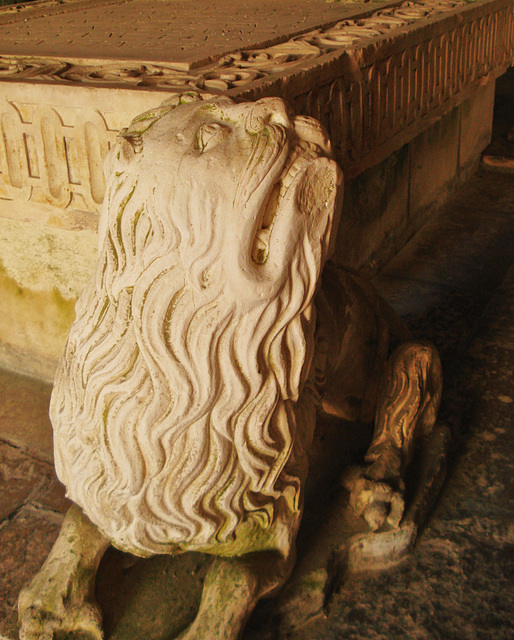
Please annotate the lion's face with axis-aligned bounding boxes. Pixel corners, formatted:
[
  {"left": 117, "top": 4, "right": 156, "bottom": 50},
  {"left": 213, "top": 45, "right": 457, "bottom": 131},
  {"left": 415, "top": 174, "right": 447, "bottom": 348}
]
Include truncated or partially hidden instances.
[
  {"left": 51, "top": 94, "right": 343, "bottom": 557},
  {"left": 111, "top": 95, "right": 342, "bottom": 301}
]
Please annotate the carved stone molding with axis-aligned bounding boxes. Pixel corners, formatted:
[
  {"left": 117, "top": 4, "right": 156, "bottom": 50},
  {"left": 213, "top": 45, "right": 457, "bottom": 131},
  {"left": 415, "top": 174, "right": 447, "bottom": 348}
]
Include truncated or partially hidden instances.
[
  {"left": 230, "top": 0, "right": 514, "bottom": 174},
  {"left": 0, "top": 0, "right": 504, "bottom": 93},
  {"left": 0, "top": 100, "right": 112, "bottom": 211}
]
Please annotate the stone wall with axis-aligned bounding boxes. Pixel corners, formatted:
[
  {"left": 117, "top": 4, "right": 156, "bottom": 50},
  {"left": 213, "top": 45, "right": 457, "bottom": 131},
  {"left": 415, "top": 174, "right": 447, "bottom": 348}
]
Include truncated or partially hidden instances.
[
  {"left": 0, "top": 86, "right": 178, "bottom": 380},
  {"left": 335, "top": 81, "right": 495, "bottom": 273}
]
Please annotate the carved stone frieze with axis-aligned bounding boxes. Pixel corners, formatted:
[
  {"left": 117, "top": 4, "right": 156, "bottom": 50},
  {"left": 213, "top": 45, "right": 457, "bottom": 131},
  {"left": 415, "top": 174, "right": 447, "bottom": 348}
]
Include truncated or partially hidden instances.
[
  {"left": 0, "top": 86, "right": 178, "bottom": 224},
  {"left": 234, "top": 0, "right": 514, "bottom": 174},
  {"left": 0, "top": 100, "right": 112, "bottom": 211}
]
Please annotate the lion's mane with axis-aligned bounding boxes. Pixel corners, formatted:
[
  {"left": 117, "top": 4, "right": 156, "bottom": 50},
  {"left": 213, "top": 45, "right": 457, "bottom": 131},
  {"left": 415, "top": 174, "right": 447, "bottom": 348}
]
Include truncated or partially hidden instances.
[{"left": 50, "top": 94, "right": 339, "bottom": 556}]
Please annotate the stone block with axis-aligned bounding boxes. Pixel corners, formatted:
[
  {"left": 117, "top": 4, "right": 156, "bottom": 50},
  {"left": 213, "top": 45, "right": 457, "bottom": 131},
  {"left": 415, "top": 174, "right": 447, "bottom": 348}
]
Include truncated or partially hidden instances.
[
  {"left": 332, "top": 145, "right": 410, "bottom": 273},
  {"left": 0, "top": 83, "right": 183, "bottom": 379},
  {"left": 409, "top": 107, "right": 460, "bottom": 229},
  {"left": 0, "top": 217, "right": 97, "bottom": 381},
  {"left": 0, "top": 0, "right": 513, "bottom": 380},
  {"left": 459, "top": 81, "right": 495, "bottom": 178}
]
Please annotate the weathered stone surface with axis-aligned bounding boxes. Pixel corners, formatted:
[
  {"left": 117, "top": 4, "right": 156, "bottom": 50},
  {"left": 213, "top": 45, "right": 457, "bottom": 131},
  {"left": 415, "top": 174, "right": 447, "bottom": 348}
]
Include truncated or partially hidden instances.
[
  {"left": 0, "top": 218, "right": 97, "bottom": 381},
  {"left": 0, "top": 169, "right": 513, "bottom": 640},
  {"left": 381, "top": 206, "right": 514, "bottom": 293},
  {"left": 96, "top": 551, "right": 208, "bottom": 640},
  {"left": 409, "top": 107, "right": 460, "bottom": 226},
  {"left": 0, "top": 274, "right": 75, "bottom": 383},
  {"left": 1, "top": 0, "right": 510, "bottom": 188},
  {"left": 16, "top": 91, "right": 448, "bottom": 640},
  {"left": 245, "top": 175, "right": 514, "bottom": 640},
  {"left": 0, "top": 442, "right": 69, "bottom": 524},
  {"left": 0, "top": 443, "right": 43, "bottom": 522},
  {"left": 1, "top": 0, "right": 511, "bottom": 378},
  {"left": 0, "top": 0, "right": 378, "bottom": 66},
  {"left": 333, "top": 146, "right": 410, "bottom": 272},
  {"left": 0, "top": 506, "right": 62, "bottom": 639},
  {"left": 456, "top": 169, "right": 514, "bottom": 215},
  {"left": 0, "top": 219, "right": 96, "bottom": 300}
]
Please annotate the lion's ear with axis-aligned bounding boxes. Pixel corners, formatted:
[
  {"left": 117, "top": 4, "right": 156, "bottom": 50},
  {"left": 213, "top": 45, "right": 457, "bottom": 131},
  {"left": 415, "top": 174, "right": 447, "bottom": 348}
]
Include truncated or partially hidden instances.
[{"left": 297, "top": 157, "right": 343, "bottom": 263}]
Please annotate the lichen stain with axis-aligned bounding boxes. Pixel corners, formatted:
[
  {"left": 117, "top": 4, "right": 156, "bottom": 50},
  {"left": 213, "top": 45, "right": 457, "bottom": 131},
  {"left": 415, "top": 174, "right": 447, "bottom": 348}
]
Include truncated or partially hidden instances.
[{"left": 0, "top": 267, "right": 76, "bottom": 366}]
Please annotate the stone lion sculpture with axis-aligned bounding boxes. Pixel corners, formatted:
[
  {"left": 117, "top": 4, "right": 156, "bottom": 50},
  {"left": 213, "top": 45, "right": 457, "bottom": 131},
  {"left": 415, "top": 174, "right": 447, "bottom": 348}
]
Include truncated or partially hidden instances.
[{"left": 18, "top": 92, "right": 442, "bottom": 640}]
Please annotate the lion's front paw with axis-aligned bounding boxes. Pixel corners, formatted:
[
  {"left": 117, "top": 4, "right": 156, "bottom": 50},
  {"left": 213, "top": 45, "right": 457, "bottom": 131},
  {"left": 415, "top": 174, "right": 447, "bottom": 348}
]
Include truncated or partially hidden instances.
[
  {"left": 345, "top": 467, "right": 405, "bottom": 531},
  {"left": 18, "top": 580, "right": 103, "bottom": 640}
]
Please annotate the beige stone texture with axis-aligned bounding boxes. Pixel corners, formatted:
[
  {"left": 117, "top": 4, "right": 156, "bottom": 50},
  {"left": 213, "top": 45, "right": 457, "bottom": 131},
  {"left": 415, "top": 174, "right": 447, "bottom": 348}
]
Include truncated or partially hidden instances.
[
  {"left": 0, "top": 217, "right": 96, "bottom": 299},
  {"left": 0, "top": 83, "right": 184, "bottom": 379},
  {"left": 49, "top": 93, "right": 343, "bottom": 560},
  {"left": 0, "top": 83, "right": 180, "bottom": 226},
  {"left": 0, "top": 79, "right": 498, "bottom": 379},
  {"left": 0, "top": 0, "right": 512, "bottom": 379},
  {"left": 18, "top": 94, "right": 446, "bottom": 640},
  {"left": 0, "top": 217, "right": 97, "bottom": 381}
]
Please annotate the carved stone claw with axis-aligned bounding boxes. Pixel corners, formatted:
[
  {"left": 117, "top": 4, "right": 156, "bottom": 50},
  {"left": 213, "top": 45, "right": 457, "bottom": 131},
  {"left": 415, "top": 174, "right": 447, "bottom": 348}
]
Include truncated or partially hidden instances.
[
  {"left": 346, "top": 467, "right": 405, "bottom": 531},
  {"left": 18, "top": 589, "right": 103, "bottom": 640}
]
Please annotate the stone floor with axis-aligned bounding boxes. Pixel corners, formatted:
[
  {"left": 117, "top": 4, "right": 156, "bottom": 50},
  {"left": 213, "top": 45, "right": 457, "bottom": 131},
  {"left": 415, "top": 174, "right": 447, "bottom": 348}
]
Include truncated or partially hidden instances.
[{"left": 1, "top": 166, "right": 513, "bottom": 639}]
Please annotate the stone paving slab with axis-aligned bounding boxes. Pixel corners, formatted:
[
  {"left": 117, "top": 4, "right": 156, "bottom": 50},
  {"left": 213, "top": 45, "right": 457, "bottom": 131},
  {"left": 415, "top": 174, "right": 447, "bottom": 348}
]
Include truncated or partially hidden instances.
[
  {"left": 0, "top": 0, "right": 384, "bottom": 66},
  {"left": 380, "top": 206, "right": 514, "bottom": 293},
  {"left": 452, "top": 171, "right": 514, "bottom": 216},
  {"left": 0, "top": 443, "right": 54, "bottom": 521},
  {"left": 0, "top": 369, "right": 53, "bottom": 463}
]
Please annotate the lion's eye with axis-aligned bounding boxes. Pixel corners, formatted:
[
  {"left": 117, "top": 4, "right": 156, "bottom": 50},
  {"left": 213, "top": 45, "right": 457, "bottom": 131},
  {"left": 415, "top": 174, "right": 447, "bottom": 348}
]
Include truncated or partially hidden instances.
[{"left": 194, "top": 122, "right": 230, "bottom": 153}]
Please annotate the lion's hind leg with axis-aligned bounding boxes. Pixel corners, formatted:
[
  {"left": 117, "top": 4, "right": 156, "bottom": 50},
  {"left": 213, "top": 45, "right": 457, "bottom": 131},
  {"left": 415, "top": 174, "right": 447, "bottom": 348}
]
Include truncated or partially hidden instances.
[
  {"left": 18, "top": 504, "right": 109, "bottom": 640},
  {"left": 350, "top": 341, "right": 443, "bottom": 531}
]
